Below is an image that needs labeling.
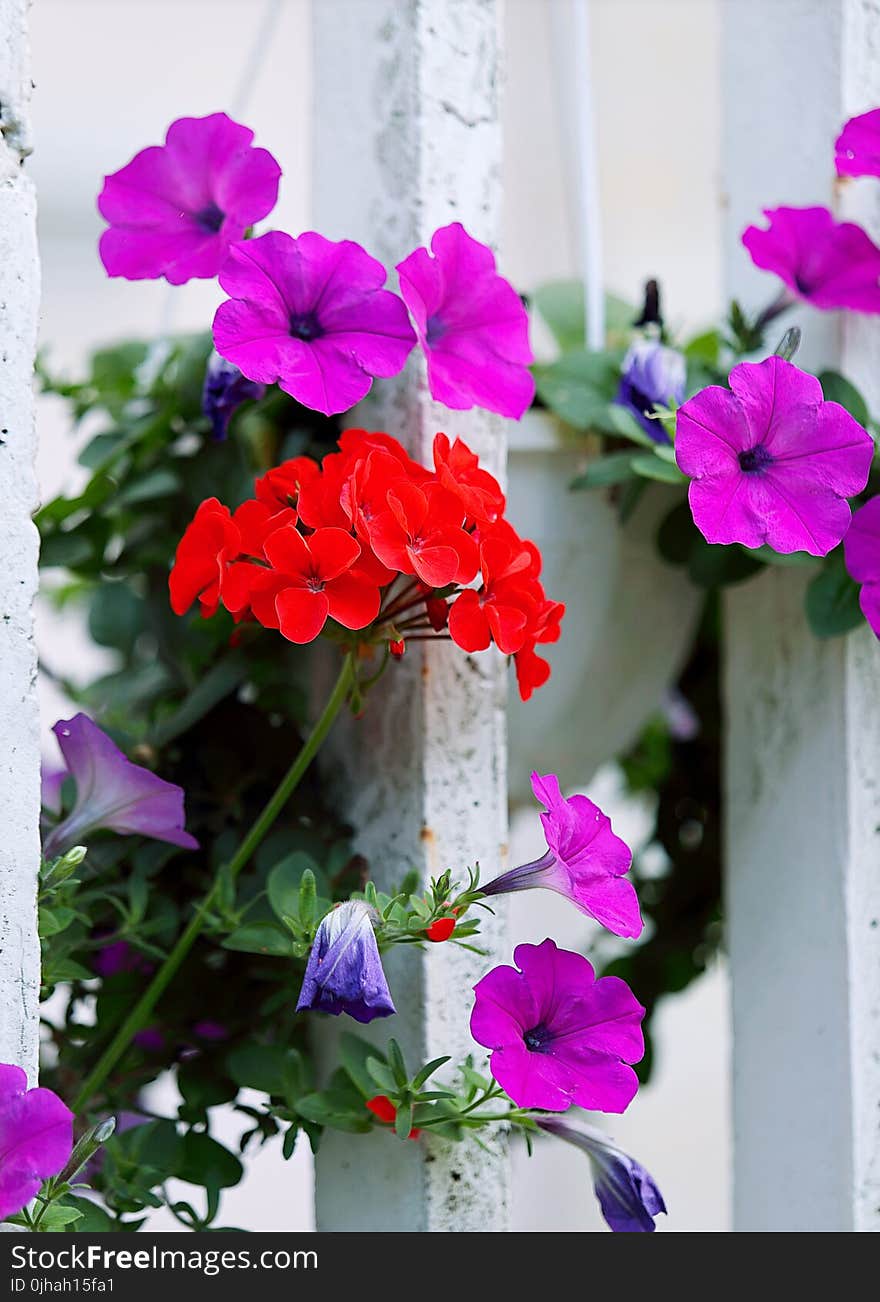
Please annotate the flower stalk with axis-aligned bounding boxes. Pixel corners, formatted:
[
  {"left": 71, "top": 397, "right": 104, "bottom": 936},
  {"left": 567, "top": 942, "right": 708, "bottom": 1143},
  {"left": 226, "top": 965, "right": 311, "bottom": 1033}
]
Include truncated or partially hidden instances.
[{"left": 74, "top": 653, "right": 355, "bottom": 1112}]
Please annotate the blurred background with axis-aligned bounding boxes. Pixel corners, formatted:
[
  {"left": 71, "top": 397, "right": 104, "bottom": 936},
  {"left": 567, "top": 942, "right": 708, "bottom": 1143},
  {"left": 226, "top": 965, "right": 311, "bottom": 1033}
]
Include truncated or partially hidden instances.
[{"left": 31, "top": 0, "right": 729, "bottom": 1231}]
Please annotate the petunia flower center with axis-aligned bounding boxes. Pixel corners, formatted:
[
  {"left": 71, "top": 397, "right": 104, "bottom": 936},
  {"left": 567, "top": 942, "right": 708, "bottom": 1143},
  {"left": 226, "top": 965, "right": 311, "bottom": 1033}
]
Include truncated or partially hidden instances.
[
  {"left": 194, "top": 202, "right": 225, "bottom": 234},
  {"left": 738, "top": 443, "right": 774, "bottom": 474},
  {"left": 524, "top": 1022, "right": 553, "bottom": 1053},
  {"left": 290, "top": 312, "right": 323, "bottom": 342},
  {"left": 425, "top": 314, "right": 447, "bottom": 346}
]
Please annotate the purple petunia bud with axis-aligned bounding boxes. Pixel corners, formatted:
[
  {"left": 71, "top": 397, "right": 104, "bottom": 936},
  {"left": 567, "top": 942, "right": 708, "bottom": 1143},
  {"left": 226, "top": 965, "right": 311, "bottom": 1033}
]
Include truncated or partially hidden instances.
[
  {"left": 538, "top": 1117, "right": 666, "bottom": 1233},
  {"left": 201, "top": 351, "right": 267, "bottom": 440},
  {"left": 296, "top": 901, "right": 396, "bottom": 1025},
  {"left": 615, "top": 339, "right": 686, "bottom": 442}
]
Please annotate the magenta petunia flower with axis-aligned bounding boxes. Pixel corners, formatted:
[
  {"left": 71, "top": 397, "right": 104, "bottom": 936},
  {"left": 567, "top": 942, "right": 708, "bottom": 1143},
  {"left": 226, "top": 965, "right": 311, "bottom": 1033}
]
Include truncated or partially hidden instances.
[
  {"left": 213, "top": 231, "right": 416, "bottom": 417},
  {"left": 742, "top": 207, "right": 880, "bottom": 313},
  {"left": 675, "top": 356, "right": 873, "bottom": 556},
  {"left": 396, "top": 222, "right": 535, "bottom": 419},
  {"left": 481, "top": 771, "right": 642, "bottom": 939},
  {"left": 98, "top": 113, "right": 281, "bottom": 285},
  {"left": 844, "top": 495, "right": 880, "bottom": 636},
  {"left": 0, "top": 1064, "right": 73, "bottom": 1220},
  {"left": 42, "top": 714, "right": 199, "bottom": 858},
  {"left": 836, "top": 108, "right": 880, "bottom": 178},
  {"left": 470, "top": 939, "right": 645, "bottom": 1112}
]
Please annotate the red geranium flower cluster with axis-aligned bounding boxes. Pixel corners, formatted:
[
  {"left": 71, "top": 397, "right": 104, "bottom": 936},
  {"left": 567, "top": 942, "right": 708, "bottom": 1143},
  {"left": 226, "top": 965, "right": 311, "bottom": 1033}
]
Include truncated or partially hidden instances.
[{"left": 169, "top": 429, "right": 564, "bottom": 699}]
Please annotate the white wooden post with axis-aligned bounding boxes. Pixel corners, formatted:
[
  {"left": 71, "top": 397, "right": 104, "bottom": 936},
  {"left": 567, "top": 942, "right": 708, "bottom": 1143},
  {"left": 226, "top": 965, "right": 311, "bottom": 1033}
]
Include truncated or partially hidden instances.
[
  {"left": 0, "top": 0, "right": 41, "bottom": 1084},
  {"left": 310, "top": 0, "right": 510, "bottom": 1231},
  {"left": 723, "top": 0, "right": 880, "bottom": 1232}
]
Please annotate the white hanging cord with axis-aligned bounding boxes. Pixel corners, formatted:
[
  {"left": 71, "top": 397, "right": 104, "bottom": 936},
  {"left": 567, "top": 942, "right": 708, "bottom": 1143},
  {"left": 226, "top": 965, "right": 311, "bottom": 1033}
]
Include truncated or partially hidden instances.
[
  {"left": 230, "top": 0, "right": 285, "bottom": 121},
  {"left": 156, "top": 0, "right": 285, "bottom": 339},
  {"left": 571, "top": 0, "right": 605, "bottom": 351}
]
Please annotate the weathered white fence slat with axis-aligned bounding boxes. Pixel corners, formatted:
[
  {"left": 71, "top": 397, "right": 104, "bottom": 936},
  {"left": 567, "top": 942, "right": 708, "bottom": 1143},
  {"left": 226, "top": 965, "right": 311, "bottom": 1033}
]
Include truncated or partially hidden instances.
[
  {"left": 724, "top": 0, "right": 880, "bottom": 1233},
  {"left": 311, "top": 0, "right": 510, "bottom": 1232},
  {"left": 0, "top": 0, "right": 41, "bottom": 1084}
]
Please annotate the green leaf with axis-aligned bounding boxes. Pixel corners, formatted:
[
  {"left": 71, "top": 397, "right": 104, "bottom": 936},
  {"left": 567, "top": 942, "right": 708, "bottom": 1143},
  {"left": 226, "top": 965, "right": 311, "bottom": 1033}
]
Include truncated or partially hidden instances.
[
  {"left": 818, "top": 370, "right": 870, "bottom": 427},
  {"left": 39, "top": 531, "right": 95, "bottom": 569},
  {"left": 604, "top": 403, "right": 658, "bottom": 447},
  {"left": 294, "top": 1092, "right": 371, "bottom": 1133},
  {"left": 412, "top": 1056, "right": 451, "bottom": 1090},
  {"left": 394, "top": 1100, "right": 415, "bottom": 1141},
  {"left": 117, "top": 469, "right": 181, "bottom": 506},
  {"left": 531, "top": 280, "right": 633, "bottom": 350},
  {"left": 571, "top": 451, "right": 637, "bottom": 490},
  {"left": 684, "top": 329, "right": 721, "bottom": 366},
  {"left": 688, "top": 539, "right": 764, "bottom": 589},
  {"left": 805, "top": 554, "right": 864, "bottom": 638},
  {"left": 739, "top": 545, "right": 816, "bottom": 568},
  {"left": 533, "top": 351, "right": 621, "bottom": 429},
  {"left": 630, "top": 453, "right": 686, "bottom": 484},
  {"left": 88, "top": 581, "right": 144, "bottom": 655},
  {"left": 178, "top": 1061, "right": 238, "bottom": 1111},
  {"left": 221, "top": 923, "right": 295, "bottom": 957},
  {"left": 366, "top": 1057, "right": 398, "bottom": 1094},
  {"left": 226, "top": 1044, "right": 307, "bottom": 1097},
  {"left": 339, "top": 1033, "right": 385, "bottom": 1098},
  {"left": 176, "top": 1133, "right": 243, "bottom": 1190},
  {"left": 66, "top": 1197, "right": 120, "bottom": 1232},
  {"left": 37, "top": 1203, "right": 84, "bottom": 1231},
  {"left": 387, "top": 1038, "right": 408, "bottom": 1088},
  {"left": 266, "top": 851, "right": 320, "bottom": 923}
]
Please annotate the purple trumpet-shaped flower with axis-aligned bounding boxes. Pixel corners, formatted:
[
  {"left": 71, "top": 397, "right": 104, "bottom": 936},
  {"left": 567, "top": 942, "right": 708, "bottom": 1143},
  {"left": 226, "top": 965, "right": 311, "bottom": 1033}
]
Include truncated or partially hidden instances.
[
  {"left": 836, "top": 109, "right": 880, "bottom": 179},
  {"left": 42, "top": 714, "right": 198, "bottom": 859},
  {"left": 615, "top": 339, "right": 686, "bottom": 442},
  {"left": 98, "top": 113, "right": 281, "bottom": 285},
  {"left": 296, "top": 901, "right": 396, "bottom": 1024},
  {"left": 470, "top": 938, "right": 645, "bottom": 1112},
  {"left": 538, "top": 1116, "right": 666, "bottom": 1233},
  {"left": 201, "top": 351, "right": 266, "bottom": 440},
  {"left": 675, "top": 356, "right": 873, "bottom": 556},
  {"left": 396, "top": 222, "right": 535, "bottom": 419},
  {"left": 0, "top": 1064, "right": 73, "bottom": 1220},
  {"left": 844, "top": 494, "right": 880, "bottom": 637},
  {"left": 481, "top": 771, "right": 642, "bottom": 939},
  {"left": 213, "top": 230, "right": 416, "bottom": 417}
]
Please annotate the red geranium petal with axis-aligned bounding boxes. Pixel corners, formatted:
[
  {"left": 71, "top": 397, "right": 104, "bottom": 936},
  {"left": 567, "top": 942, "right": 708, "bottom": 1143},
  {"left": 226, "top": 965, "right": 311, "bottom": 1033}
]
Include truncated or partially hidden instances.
[
  {"left": 263, "top": 523, "right": 311, "bottom": 576},
  {"left": 326, "top": 573, "right": 381, "bottom": 630},
  {"left": 307, "top": 527, "right": 361, "bottom": 581},
  {"left": 409, "top": 543, "right": 460, "bottom": 588},
  {"left": 275, "top": 587, "right": 330, "bottom": 643},
  {"left": 448, "top": 590, "right": 490, "bottom": 651}
]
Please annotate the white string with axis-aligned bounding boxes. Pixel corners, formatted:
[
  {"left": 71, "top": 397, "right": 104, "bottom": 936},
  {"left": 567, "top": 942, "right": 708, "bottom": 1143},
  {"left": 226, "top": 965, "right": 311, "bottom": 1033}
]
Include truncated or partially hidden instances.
[
  {"left": 157, "top": 0, "right": 286, "bottom": 338},
  {"left": 571, "top": 0, "right": 605, "bottom": 352}
]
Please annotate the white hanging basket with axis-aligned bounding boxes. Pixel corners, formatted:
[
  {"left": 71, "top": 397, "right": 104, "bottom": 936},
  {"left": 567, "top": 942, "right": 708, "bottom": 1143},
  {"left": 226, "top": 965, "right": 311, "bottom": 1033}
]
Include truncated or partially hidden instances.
[{"left": 506, "top": 409, "right": 702, "bottom": 804}]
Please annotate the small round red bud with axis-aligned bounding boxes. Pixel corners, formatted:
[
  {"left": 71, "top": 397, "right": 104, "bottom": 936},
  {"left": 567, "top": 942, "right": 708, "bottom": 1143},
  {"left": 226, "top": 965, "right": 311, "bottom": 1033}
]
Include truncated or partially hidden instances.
[
  {"left": 389, "top": 638, "right": 406, "bottom": 659},
  {"left": 426, "top": 916, "right": 456, "bottom": 943}
]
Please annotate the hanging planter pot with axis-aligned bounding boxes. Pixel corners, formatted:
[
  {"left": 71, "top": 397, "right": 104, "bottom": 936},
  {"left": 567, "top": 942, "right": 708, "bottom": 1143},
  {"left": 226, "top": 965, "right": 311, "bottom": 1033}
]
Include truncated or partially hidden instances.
[{"left": 506, "top": 408, "right": 702, "bottom": 804}]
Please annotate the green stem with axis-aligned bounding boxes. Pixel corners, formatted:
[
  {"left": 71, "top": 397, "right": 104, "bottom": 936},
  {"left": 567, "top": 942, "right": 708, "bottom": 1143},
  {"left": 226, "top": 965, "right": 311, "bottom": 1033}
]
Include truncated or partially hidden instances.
[{"left": 73, "top": 654, "right": 354, "bottom": 1114}]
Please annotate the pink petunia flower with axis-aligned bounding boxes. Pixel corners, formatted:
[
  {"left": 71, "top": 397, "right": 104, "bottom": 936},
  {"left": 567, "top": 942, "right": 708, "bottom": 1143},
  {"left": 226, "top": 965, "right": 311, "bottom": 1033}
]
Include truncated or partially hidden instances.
[
  {"left": 213, "top": 231, "right": 416, "bottom": 417},
  {"left": 396, "top": 222, "right": 535, "bottom": 419},
  {"left": 0, "top": 1065, "right": 73, "bottom": 1220},
  {"left": 844, "top": 495, "right": 880, "bottom": 636},
  {"left": 742, "top": 206, "right": 880, "bottom": 313},
  {"left": 481, "top": 771, "right": 642, "bottom": 939},
  {"left": 470, "top": 939, "right": 645, "bottom": 1112},
  {"left": 675, "top": 356, "right": 874, "bottom": 556},
  {"left": 836, "top": 108, "right": 880, "bottom": 178},
  {"left": 98, "top": 113, "right": 281, "bottom": 284}
]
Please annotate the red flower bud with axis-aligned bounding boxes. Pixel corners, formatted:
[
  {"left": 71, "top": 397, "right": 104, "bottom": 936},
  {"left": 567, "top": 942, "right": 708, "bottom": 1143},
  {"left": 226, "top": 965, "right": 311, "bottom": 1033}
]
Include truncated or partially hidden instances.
[
  {"left": 389, "top": 638, "right": 406, "bottom": 659},
  {"left": 426, "top": 916, "right": 456, "bottom": 943}
]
